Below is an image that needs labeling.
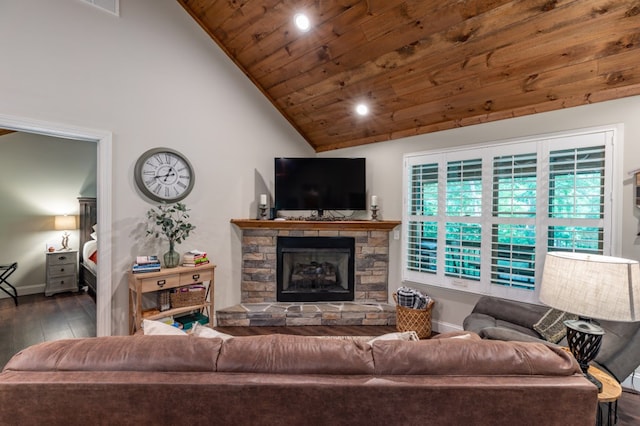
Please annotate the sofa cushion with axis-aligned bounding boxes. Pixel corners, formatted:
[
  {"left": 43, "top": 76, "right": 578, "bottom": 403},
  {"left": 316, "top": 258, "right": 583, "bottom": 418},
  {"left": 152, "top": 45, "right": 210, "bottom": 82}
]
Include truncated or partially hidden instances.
[
  {"left": 470, "top": 296, "right": 549, "bottom": 329},
  {"left": 3, "top": 336, "right": 222, "bottom": 372},
  {"left": 217, "top": 334, "right": 375, "bottom": 375},
  {"left": 464, "top": 313, "right": 541, "bottom": 338},
  {"left": 476, "top": 326, "right": 555, "bottom": 344},
  {"left": 191, "top": 323, "right": 234, "bottom": 341},
  {"left": 372, "top": 339, "right": 580, "bottom": 376},
  {"left": 142, "top": 319, "right": 187, "bottom": 336}
]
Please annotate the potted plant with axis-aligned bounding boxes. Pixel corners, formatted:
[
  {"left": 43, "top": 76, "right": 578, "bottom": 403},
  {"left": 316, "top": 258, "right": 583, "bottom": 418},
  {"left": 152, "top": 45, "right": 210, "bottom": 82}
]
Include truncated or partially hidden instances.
[{"left": 146, "top": 202, "right": 196, "bottom": 268}]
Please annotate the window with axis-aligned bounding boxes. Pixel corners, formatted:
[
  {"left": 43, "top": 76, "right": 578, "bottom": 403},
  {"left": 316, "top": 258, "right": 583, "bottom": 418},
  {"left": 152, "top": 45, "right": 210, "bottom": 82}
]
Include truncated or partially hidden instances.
[{"left": 403, "top": 127, "right": 617, "bottom": 304}]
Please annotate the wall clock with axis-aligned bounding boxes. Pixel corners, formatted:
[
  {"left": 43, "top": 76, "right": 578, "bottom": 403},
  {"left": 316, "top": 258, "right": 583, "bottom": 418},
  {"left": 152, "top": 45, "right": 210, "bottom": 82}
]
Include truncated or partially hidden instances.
[{"left": 134, "top": 147, "right": 195, "bottom": 203}]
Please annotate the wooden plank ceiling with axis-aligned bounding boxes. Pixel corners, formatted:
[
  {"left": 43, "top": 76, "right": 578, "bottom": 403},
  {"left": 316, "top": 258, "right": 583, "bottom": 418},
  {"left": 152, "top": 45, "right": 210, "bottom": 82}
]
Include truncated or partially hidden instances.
[{"left": 177, "top": 0, "right": 640, "bottom": 152}]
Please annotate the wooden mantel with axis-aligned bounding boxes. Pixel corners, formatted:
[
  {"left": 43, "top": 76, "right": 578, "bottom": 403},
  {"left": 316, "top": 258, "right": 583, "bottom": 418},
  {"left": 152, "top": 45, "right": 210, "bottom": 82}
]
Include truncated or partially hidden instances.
[{"left": 230, "top": 219, "right": 400, "bottom": 232}]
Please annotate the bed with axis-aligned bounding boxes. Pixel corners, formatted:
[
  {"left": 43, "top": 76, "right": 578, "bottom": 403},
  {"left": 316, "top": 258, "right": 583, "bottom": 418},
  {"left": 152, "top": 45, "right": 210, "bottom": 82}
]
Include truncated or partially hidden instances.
[{"left": 78, "top": 197, "right": 97, "bottom": 300}]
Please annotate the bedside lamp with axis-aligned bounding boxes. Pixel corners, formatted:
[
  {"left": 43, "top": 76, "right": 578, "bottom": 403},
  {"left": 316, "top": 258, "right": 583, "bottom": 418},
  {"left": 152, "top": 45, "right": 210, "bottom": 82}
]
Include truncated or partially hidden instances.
[
  {"left": 54, "top": 215, "right": 77, "bottom": 250},
  {"left": 540, "top": 252, "right": 640, "bottom": 391}
]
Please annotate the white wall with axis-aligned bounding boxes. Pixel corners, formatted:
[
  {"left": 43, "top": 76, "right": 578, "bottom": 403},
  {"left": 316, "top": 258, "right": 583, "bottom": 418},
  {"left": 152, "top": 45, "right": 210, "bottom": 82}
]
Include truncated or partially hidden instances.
[
  {"left": 0, "top": 0, "right": 313, "bottom": 334},
  {"left": 0, "top": 132, "right": 96, "bottom": 294},
  {"left": 330, "top": 95, "right": 640, "bottom": 332}
]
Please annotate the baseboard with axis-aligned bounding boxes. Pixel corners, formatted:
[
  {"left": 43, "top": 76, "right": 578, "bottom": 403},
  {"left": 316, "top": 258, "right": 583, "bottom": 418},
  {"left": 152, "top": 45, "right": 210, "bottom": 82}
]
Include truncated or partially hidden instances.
[
  {"left": 0, "top": 283, "right": 45, "bottom": 299},
  {"left": 622, "top": 370, "right": 640, "bottom": 391},
  {"left": 432, "top": 319, "right": 463, "bottom": 335}
]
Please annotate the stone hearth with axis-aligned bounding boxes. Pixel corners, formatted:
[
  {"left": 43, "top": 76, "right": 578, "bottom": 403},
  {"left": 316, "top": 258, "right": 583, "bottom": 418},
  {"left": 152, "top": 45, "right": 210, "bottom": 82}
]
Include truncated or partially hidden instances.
[
  {"left": 221, "top": 220, "right": 400, "bottom": 326},
  {"left": 217, "top": 302, "right": 396, "bottom": 326}
]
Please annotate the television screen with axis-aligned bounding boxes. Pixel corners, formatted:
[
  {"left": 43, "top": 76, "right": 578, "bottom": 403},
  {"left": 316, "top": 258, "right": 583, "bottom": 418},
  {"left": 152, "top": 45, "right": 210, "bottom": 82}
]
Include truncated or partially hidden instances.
[{"left": 274, "top": 158, "right": 366, "bottom": 213}]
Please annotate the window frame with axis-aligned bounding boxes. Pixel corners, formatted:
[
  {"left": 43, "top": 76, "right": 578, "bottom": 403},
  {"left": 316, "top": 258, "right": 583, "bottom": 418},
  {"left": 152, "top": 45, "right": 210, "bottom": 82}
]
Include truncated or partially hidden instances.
[{"left": 402, "top": 125, "right": 622, "bottom": 304}]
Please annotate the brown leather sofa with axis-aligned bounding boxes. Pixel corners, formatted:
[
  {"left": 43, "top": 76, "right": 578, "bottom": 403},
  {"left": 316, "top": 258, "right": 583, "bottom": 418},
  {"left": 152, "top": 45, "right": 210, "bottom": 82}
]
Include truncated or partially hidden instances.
[{"left": 0, "top": 333, "right": 597, "bottom": 425}]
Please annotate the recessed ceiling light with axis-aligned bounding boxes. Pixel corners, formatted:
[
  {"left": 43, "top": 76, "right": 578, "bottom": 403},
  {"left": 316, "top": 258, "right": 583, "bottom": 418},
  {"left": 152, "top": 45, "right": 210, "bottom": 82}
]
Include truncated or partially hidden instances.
[
  {"left": 355, "top": 104, "right": 369, "bottom": 116},
  {"left": 294, "top": 13, "right": 311, "bottom": 32}
]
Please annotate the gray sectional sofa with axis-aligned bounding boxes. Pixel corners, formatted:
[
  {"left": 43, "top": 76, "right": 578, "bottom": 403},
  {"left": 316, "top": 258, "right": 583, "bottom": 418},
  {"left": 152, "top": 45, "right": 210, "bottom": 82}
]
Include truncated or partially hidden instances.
[{"left": 463, "top": 295, "right": 640, "bottom": 383}]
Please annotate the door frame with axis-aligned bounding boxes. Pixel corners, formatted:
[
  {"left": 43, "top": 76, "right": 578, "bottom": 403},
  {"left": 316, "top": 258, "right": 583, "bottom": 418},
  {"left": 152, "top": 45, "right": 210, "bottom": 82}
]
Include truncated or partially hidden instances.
[{"left": 0, "top": 113, "right": 112, "bottom": 336}]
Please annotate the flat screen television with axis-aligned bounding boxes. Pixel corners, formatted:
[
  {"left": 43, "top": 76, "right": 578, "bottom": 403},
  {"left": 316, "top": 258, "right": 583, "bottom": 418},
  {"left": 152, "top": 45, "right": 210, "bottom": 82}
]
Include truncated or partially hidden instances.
[{"left": 274, "top": 157, "right": 366, "bottom": 215}]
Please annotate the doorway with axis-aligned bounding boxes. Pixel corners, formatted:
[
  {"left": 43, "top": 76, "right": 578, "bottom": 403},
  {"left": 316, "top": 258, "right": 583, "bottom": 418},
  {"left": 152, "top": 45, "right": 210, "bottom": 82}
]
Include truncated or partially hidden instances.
[{"left": 0, "top": 113, "right": 112, "bottom": 336}]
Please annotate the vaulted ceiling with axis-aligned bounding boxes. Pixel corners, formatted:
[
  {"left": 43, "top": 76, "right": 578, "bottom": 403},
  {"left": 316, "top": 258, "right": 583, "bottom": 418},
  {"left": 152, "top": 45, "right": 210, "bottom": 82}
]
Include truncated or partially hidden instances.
[{"left": 178, "top": 0, "right": 640, "bottom": 152}]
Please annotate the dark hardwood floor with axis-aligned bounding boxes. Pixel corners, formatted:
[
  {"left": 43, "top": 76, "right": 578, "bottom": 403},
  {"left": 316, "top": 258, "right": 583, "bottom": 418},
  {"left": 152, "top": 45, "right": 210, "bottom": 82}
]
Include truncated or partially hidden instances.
[{"left": 0, "top": 291, "right": 96, "bottom": 368}]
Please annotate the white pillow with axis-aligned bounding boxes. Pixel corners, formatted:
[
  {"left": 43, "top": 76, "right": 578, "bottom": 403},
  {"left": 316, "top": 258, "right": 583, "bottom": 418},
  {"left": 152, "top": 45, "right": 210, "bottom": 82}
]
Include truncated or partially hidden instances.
[
  {"left": 449, "top": 333, "right": 474, "bottom": 340},
  {"left": 90, "top": 231, "right": 97, "bottom": 240},
  {"left": 191, "top": 322, "right": 234, "bottom": 341},
  {"left": 367, "top": 331, "right": 419, "bottom": 344},
  {"left": 142, "top": 319, "right": 187, "bottom": 336}
]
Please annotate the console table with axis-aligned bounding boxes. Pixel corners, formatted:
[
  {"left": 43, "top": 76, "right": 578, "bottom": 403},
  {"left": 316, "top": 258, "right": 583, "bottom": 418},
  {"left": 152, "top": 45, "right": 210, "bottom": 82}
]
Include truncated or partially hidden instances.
[{"left": 128, "top": 264, "right": 215, "bottom": 334}]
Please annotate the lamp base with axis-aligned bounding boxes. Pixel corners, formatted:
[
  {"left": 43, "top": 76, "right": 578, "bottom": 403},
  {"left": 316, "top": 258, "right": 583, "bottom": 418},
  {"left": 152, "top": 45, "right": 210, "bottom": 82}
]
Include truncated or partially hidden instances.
[
  {"left": 584, "top": 370, "right": 603, "bottom": 393},
  {"left": 564, "top": 319, "right": 605, "bottom": 393},
  {"left": 61, "top": 232, "right": 70, "bottom": 250}
]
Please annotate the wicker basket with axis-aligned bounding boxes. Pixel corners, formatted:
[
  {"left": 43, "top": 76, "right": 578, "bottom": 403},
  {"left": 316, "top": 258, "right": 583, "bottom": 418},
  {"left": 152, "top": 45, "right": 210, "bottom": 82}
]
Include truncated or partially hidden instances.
[
  {"left": 170, "top": 287, "right": 206, "bottom": 309},
  {"left": 393, "top": 293, "right": 435, "bottom": 339}
]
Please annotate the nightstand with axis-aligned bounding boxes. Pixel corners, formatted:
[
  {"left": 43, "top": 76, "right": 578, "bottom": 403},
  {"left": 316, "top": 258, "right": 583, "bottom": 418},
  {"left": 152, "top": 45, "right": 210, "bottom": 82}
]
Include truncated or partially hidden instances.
[{"left": 45, "top": 250, "right": 78, "bottom": 296}]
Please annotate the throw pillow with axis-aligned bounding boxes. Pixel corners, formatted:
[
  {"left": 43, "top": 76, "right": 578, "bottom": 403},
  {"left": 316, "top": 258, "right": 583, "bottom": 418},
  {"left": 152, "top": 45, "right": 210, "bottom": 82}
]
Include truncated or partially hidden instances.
[
  {"left": 533, "top": 309, "right": 578, "bottom": 343},
  {"left": 432, "top": 331, "right": 481, "bottom": 341},
  {"left": 190, "top": 323, "right": 234, "bottom": 341},
  {"left": 142, "top": 319, "right": 187, "bottom": 336},
  {"left": 367, "top": 331, "right": 419, "bottom": 344}
]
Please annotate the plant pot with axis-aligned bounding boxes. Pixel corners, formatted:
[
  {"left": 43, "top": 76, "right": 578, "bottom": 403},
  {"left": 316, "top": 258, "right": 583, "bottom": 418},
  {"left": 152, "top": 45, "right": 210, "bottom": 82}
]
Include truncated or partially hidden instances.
[{"left": 164, "top": 242, "right": 180, "bottom": 268}]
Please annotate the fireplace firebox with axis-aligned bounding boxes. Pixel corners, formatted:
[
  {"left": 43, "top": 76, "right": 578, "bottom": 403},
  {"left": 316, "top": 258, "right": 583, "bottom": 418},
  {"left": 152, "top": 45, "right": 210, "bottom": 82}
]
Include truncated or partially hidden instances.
[{"left": 277, "top": 236, "right": 355, "bottom": 302}]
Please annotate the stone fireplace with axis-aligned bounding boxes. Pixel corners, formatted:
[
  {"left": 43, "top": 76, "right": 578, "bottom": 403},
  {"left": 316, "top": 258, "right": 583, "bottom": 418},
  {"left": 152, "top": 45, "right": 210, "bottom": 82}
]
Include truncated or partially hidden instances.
[
  {"left": 277, "top": 236, "right": 355, "bottom": 302},
  {"left": 219, "top": 219, "right": 401, "bottom": 326}
]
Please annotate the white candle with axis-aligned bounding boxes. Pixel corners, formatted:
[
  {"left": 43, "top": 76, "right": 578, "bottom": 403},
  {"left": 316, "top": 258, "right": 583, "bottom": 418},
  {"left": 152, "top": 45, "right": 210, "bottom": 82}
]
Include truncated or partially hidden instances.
[
  {"left": 371, "top": 195, "right": 378, "bottom": 207},
  {"left": 260, "top": 194, "right": 267, "bottom": 206}
]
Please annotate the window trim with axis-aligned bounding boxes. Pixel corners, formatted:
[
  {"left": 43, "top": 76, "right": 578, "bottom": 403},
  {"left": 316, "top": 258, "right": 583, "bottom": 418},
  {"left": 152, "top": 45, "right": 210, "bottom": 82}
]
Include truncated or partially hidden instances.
[{"left": 402, "top": 125, "right": 623, "bottom": 304}]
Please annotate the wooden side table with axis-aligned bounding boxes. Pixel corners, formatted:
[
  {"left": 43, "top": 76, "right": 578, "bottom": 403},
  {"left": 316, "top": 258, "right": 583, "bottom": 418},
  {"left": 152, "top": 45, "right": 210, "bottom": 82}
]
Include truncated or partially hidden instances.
[
  {"left": 128, "top": 264, "right": 215, "bottom": 334},
  {"left": 590, "top": 365, "right": 622, "bottom": 426}
]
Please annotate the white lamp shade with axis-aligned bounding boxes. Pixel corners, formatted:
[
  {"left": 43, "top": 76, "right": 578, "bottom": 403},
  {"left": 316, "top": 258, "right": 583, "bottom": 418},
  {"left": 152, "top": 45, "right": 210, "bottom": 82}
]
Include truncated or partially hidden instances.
[
  {"left": 54, "top": 215, "right": 76, "bottom": 231},
  {"left": 540, "top": 252, "right": 640, "bottom": 322}
]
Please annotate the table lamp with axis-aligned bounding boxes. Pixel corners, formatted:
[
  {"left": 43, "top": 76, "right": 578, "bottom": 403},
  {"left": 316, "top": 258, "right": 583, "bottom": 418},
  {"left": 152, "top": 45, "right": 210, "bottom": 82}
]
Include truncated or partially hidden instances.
[
  {"left": 54, "top": 215, "right": 77, "bottom": 250},
  {"left": 539, "top": 252, "right": 640, "bottom": 391}
]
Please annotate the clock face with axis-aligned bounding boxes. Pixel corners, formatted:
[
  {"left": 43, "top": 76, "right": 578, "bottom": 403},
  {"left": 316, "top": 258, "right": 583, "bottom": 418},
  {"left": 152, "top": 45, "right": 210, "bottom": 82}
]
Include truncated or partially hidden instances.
[{"left": 134, "top": 148, "right": 195, "bottom": 203}]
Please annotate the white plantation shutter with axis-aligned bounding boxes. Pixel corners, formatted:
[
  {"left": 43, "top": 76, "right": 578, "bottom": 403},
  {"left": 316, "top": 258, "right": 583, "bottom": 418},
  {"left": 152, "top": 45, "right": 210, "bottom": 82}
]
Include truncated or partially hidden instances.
[
  {"left": 445, "top": 222, "right": 481, "bottom": 280},
  {"left": 403, "top": 127, "right": 616, "bottom": 304},
  {"left": 446, "top": 159, "right": 482, "bottom": 217},
  {"left": 547, "top": 145, "right": 606, "bottom": 254},
  {"left": 490, "top": 153, "right": 537, "bottom": 291},
  {"left": 408, "top": 163, "right": 438, "bottom": 216},
  {"left": 492, "top": 153, "right": 537, "bottom": 217},
  {"left": 445, "top": 159, "right": 483, "bottom": 280},
  {"left": 406, "top": 163, "right": 438, "bottom": 274}
]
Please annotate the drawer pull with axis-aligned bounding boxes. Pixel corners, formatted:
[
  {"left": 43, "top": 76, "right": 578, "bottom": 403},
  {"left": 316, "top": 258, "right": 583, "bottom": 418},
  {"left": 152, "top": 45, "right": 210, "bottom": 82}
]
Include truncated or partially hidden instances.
[
  {"left": 156, "top": 279, "right": 166, "bottom": 288},
  {"left": 58, "top": 256, "right": 67, "bottom": 261},
  {"left": 192, "top": 274, "right": 200, "bottom": 281}
]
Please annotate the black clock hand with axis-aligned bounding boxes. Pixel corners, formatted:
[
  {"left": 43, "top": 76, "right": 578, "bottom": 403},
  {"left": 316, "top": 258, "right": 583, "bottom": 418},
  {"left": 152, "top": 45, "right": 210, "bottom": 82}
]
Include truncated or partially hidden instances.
[{"left": 155, "top": 169, "right": 176, "bottom": 182}]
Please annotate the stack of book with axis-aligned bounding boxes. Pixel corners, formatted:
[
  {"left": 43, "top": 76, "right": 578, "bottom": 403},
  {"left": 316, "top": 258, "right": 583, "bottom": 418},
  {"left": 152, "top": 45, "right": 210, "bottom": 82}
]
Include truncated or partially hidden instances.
[
  {"left": 182, "top": 250, "right": 210, "bottom": 267},
  {"left": 132, "top": 255, "right": 161, "bottom": 273}
]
